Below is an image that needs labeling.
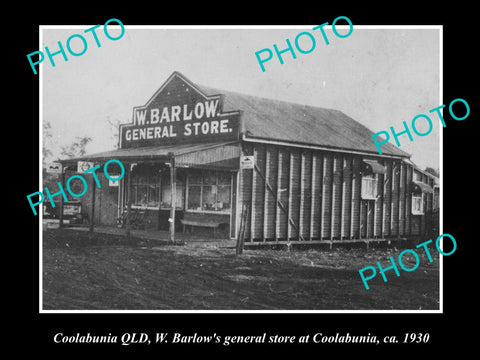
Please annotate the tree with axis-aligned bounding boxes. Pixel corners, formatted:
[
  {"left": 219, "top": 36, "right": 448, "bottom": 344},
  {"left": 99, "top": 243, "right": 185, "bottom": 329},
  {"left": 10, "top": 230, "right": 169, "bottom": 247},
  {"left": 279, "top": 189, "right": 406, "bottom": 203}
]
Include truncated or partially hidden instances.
[
  {"left": 106, "top": 116, "right": 124, "bottom": 149},
  {"left": 43, "top": 121, "right": 53, "bottom": 164},
  {"left": 424, "top": 167, "right": 439, "bottom": 178},
  {"left": 60, "top": 136, "right": 92, "bottom": 159}
]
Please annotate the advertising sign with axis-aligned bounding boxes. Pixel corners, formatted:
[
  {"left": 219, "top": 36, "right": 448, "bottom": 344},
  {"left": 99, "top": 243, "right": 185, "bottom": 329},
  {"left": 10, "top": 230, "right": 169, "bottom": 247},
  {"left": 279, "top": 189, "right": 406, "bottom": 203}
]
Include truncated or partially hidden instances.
[{"left": 119, "top": 73, "right": 241, "bottom": 148}]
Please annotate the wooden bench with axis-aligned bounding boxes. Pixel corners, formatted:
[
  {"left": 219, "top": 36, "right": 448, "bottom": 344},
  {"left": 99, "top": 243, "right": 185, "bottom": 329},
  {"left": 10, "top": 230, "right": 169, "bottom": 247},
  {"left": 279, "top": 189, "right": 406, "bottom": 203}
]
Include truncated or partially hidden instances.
[{"left": 180, "top": 213, "right": 229, "bottom": 238}]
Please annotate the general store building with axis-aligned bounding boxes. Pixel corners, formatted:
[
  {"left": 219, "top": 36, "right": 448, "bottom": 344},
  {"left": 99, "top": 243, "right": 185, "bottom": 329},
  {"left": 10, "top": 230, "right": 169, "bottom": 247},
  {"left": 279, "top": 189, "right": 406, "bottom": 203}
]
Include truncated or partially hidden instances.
[{"left": 59, "top": 71, "right": 438, "bottom": 245}]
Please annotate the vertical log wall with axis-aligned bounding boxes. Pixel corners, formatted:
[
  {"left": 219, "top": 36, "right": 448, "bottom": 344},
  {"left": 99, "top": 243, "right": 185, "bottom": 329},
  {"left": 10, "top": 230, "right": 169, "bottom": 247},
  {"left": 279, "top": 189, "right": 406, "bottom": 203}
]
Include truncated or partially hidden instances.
[{"left": 240, "top": 143, "right": 434, "bottom": 242}]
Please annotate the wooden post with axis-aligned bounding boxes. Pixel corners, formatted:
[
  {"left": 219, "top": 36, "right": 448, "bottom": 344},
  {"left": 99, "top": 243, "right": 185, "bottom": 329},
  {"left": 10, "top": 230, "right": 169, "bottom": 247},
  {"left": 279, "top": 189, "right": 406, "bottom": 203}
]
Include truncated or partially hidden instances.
[
  {"left": 117, "top": 168, "right": 123, "bottom": 222},
  {"left": 320, "top": 154, "right": 326, "bottom": 239},
  {"left": 407, "top": 165, "right": 412, "bottom": 236},
  {"left": 359, "top": 200, "right": 363, "bottom": 239},
  {"left": 329, "top": 154, "right": 335, "bottom": 240},
  {"left": 365, "top": 201, "right": 369, "bottom": 238},
  {"left": 380, "top": 160, "right": 386, "bottom": 238},
  {"left": 287, "top": 152, "right": 293, "bottom": 240},
  {"left": 309, "top": 153, "right": 315, "bottom": 240},
  {"left": 347, "top": 156, "right": 353, "bottom": 239},
  {"left": 236, "top": 203, "right": 249, "bottom": 255},
  {"left": 390, "top": 161, "right": 395, "bottom": 237},
  {"left": 249, "top": 147, "right": 255, "bottom": 242},
  {"left": 59, "top": 165, "right": 66, "bottom": 228},
  {"left": 403, "top": 163, "right": 408, "bottom": 236},
  {"left": 125, "top": 165, "right": 132, "bottom": 237},
  {"left": 275, "top": 149, "right": 281, "bottom": 241},
  {"left": 398, "top": 162, "right": 403, "bottom": 239},
  {"left": 385, "top": 160, "right": 392, "bottom": 237},
  {"left": 263, "top": 148, "right": 270, "bottom": 242},
  {"left": 372, "top": 174, "right": 377, "bottom": 237},
  {"left": 350, "top": 157, "right": 355, "bottom": 239},
  {"left": 89, "top": 169, "right": 96, "bottom": 232},
  {"left": 169, "top": 154, "right": 176, "bottom": 244},
  {"left": 298, "top": 152, "right": 304, "bottom": 240},
  {"left": 339, "top": 155, "right": 345, "bottom": 239}
]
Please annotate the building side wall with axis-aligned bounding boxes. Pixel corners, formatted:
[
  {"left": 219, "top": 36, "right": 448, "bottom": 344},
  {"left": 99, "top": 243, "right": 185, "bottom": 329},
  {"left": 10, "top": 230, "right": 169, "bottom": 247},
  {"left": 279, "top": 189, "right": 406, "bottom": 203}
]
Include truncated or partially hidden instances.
[{"left": 239, "top": 142, "right": 436, "bottom": 242}]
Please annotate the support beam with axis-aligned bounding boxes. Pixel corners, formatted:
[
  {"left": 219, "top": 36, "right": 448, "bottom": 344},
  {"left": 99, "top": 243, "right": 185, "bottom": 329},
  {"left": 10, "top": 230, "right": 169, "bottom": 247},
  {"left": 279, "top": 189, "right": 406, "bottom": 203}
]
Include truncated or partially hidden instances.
[
  {"left": 346, "top": 156, "right": 353, "bottom": 239},
  {"left": 169, "top": 154, "right": 176, "bottom": 244},
  {"left": 117, "top": 168, "right": 123, "bottom": 222},
  {"left": 407, "top": 165, "right": 412, "bottom": 236},
  {"left": 275, "top": 148, "right": 281, "bottom": 241},
  {"left": 403, "top": 162, "right": 408, "bottom": 236},
  {"left": 309, "top": 153, "right": 315, "bottom": 240},
  {"left": 250, "top": 146, "right": 256, "bottom": 242},
  {"left": 372, "top": 174, "right": 377, "bottom": 237},
  {"left": 125, "top": 165, "right": 132, "bottom": 237},
  {"left": 390, "top": 161, "right": 396, "bottom": 237},
  {"left": 380, "top": 160, "right": 386, "bottom": 238},
  {"left": 350, "top": 156, "right": 356, "bottom": 239},
  {"left": 320, "top": 154, "right": 327, "bottom": 239},
  {"left": 367, "top": 202, "right": 371, "bottom": 238},
  {"left": 359, "top": 200, "right": 363, "bottom": 240},
  {"left": 386, "top": 160, "right": 394, "bottom": 236},
  {"left": 339, "top": 155, "right": 345, "bottom": 239},
  {"left": 298, "top": 152, "right": 304, "bottom": 240},
  {"left": 254, "top": 161, "right": 304, "bottom": 241},
  {"left": 398, "top": 162, "right": 403, "bottom": 239},
  {"left": 287, "top": 152, "right": 293, "bottom": 240},
  {"left": 263, "top": 147, "right": 270, "bottom": 242},
  {"left": 89, "top": 168, "right": 96, "bottom": 232},
  {"left": 330, "top": 154, "right": 335, "bottom": 240},
  {"left": 59, "top": 165, "right": 65, "bottom": 228}
]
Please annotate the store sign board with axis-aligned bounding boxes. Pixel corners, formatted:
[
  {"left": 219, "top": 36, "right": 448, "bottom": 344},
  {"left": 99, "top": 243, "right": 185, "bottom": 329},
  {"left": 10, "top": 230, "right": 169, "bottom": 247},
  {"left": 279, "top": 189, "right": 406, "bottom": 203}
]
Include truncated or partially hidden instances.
[
  {"left": 64, "top": 203, "right": 81, "bottom": 215},
  {"left": 46, "top": 162, "right": 62, "bottom": 174},
  {"left": 120, "top": 73, "right": 241, "bottom": 149},
  {"left": 77, "top": 161, "right": 95, "bottom": 173},
  {"left": 240, "top": 155, "right": 255, "bottom": 169}
]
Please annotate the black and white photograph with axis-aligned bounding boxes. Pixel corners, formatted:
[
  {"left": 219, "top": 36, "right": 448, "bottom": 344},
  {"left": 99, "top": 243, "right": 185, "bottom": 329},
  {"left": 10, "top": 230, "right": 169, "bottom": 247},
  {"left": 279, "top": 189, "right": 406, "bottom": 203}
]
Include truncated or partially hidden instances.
[{"left": 39, "top": 25, "right": 441, "bottom": 312}]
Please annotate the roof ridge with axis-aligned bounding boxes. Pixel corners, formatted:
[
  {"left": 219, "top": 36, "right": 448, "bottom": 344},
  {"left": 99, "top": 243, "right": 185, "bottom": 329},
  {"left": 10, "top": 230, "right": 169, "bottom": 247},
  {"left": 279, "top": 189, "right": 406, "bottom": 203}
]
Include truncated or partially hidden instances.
[{"left": 197, "top": 83, "right": 339, "bottom": 113}]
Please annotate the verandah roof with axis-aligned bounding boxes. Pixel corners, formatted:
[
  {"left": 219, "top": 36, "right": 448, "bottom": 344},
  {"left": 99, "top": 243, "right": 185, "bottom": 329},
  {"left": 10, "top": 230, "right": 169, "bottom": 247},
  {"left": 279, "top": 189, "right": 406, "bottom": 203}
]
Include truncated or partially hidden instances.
[{"left": 59, "top": 141, "right": 241, "bottom": 170}]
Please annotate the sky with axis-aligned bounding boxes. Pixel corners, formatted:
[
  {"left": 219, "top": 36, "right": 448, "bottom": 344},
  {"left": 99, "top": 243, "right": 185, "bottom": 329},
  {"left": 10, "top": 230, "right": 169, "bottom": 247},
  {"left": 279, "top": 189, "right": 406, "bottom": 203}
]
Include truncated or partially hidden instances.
[{"left": 41, "top": 25, "right": 441, "bottom": 171}]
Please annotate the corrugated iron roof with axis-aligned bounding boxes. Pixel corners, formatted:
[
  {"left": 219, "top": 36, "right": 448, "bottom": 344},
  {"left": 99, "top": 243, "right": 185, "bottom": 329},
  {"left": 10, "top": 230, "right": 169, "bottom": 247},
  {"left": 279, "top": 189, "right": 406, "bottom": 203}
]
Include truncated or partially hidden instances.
[
  {"left": 198, "top": 84, "right": 409, "bottom": 158},
  {"left": 59, "top": 142, "right": 241, "bottom": 168},
  {"left": 61, "top": 72, "right": 410, "bottom": 164}
]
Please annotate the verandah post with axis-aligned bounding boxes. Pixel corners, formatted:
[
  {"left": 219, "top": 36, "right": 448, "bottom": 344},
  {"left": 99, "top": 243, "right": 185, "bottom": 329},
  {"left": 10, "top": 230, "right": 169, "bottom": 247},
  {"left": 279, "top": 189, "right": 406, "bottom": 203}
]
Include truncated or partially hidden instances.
[
  {"left": 59, "top": 164, "right": 65, "bottom": 228},
  {"left": 125, "top": 164, "right": 133, "bottom": 237},
  {"left": 169, "top": 153, "right": 176, "bottom": 244},
  {"left": 89, "top": 167, "right": 96, "bottom": 232}
]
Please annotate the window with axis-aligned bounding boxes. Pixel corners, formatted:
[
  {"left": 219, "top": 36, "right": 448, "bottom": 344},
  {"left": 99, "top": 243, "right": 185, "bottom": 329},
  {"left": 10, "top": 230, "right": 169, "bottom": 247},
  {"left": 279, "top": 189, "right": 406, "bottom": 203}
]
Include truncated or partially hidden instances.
[
  {"left": 412, "top": 193, "right": 424, "bottom": 215},
  {"left": 361, "top": 175, "right": 377, "bottom": 200},
  {"left": 160, "top": 183, "right": 184, "bottom": 209},
  {"left": 186, "top": 171, "right": 232, "bottom": 213},
  {"left": 132, "top": 174, "right": 160, "bottom": 208},
  {"left": 160, "top": 173, "right": 184, "bottom": 209}
]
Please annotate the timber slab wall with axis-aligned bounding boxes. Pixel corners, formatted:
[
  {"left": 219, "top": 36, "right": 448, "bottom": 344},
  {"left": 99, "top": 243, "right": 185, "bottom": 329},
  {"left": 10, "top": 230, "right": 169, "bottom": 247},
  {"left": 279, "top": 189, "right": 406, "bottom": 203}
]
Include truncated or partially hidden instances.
[{"left": 239, "top": 143, "right": 436, "bottom": 244}]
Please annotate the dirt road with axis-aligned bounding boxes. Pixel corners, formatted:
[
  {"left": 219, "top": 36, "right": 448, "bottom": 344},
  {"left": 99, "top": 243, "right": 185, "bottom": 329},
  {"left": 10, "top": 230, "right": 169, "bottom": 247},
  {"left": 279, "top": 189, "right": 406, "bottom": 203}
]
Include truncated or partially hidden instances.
[{"left": 42, "top": 229, "right": 440, "bottom": 310}]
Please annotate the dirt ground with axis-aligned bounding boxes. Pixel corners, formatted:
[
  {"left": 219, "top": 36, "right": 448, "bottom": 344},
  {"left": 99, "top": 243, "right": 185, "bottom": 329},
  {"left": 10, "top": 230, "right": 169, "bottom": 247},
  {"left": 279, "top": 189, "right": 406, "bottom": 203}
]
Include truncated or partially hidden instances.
[{"left": 42, "top": 229, "right": 440, "bottom": 310}]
